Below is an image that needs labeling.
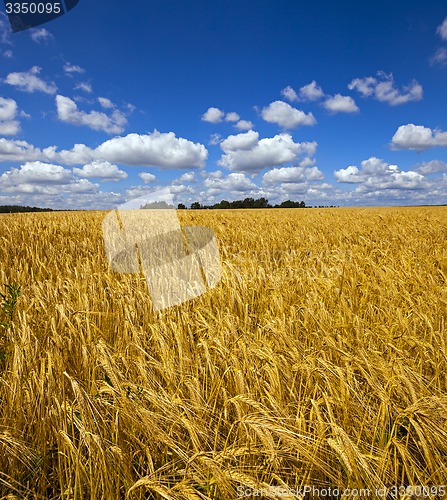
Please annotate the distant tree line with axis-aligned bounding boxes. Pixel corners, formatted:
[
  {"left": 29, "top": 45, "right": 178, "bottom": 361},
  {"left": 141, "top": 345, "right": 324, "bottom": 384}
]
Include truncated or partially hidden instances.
[
  {"left": 177, "top": 198, "right": 338, "bottom": 210},
  {"left": 0, "top": 205, "right": 54, "bottom": 213},
  {"left": 141, "top": 201, "right": 175, "bottom": 209}
]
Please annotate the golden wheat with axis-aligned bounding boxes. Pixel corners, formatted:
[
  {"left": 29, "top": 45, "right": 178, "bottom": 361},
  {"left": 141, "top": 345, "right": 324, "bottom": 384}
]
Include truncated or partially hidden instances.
[{"left": 0, "top": 207, "right": 446, "bottom": 498}]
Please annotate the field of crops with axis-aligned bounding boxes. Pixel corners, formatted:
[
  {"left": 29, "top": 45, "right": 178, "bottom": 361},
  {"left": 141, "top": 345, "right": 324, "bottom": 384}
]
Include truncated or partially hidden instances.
[{"left": 0, "top": 207, "right": 446, "bottom": 499}]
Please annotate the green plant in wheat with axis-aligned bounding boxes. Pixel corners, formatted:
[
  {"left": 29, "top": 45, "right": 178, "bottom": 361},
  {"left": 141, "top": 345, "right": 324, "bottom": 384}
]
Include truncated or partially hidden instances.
[{"left": 0, "top": 283, "right": 21, "bottom": 369}]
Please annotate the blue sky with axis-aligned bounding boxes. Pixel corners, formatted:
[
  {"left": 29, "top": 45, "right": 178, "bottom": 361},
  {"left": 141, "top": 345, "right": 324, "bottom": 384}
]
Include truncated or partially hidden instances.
[{"left": 1, "top": 0, "right": 447, "bottom": 209}]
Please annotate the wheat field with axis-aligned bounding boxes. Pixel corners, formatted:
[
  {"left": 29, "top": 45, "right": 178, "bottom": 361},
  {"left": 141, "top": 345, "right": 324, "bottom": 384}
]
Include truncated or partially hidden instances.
[{"left": 0, "top": 207, "right": 446, "bottom": 499}]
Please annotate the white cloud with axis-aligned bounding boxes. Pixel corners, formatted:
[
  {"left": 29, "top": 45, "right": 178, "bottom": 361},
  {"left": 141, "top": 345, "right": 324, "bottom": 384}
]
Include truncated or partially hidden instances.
[
  {"left": 0, "top": 189, "right": 124, "bottom": 211},
  {"left": 218, "top": 131, "right": 317, "bottom": 173},
  {"left": 390, "top": 124, "right": 447, "bottom": 150},
  {"left": 3, "top": 50, "right": 13, "bottom": 58},
  {"left": 169, "top": 184, "right": 193, "bottom": 194},
  {"left": 0, "top": 98, "right": 18, "bottom": 121},
  {"left": 263, "top": 165, "right": 324, "bottom": 185},
  {"left": 204, "top": 172, "right": 256, "bottom": 192},
  {"left": 207, "top": 170, "right": 223, "bottom": 179},
  {"left": 0, "top": 139, "right": 96, "bottom": 165},
  {"left": 56, "top": 95, "right": 127, "bottom": 134},
  {"left": 202, "top": 107, "right": 225, "bottom": 123},
  {"left": 235, "top": 120, "right": 253, "bottom": 130},
  {"left": 414, "top": 160, "right": 447, "bottom": 175},
  {"left": 0, "top": 97, "right": 20, "bottom": 135},
  {"left": 221, "top": 130, "right": 260, "bottom": 151},
  {"left": 430, "top": 47, "right": 447, "bottom": 67},
  {"left": 225, "top": 112, "right": 240, "bottom": 122},
  {"left": 139, "top": 172, "right": 157, "bottom": 183},
  {"left": 323, "top": 94, "right": 359, "bottom": 113},
  {"left": 281, "top": 85, "right": 298, "bottom": 102},
  {"left": 299, "top": 157, "right": 316, "bottom": 168},
  {"left": 348, "top": 72, "right": 423, "bottom": 106},
  {"left": 96, "top": 131, "right": 208, "bottom": 169},
  {"left": 0, "top": 12, "right": 12, "bottom": 45},
  {"left": 0, "top": 121, "right": 19, "bottom": 136},
  {"left": 63, "top": 62, "right": 85, "bottom": 75},
  {"left": 0, "top": 161, "right": 99, "bottom": 196},
  {"left": 297, "top": 81, "right": 325, "bottom": 101},
  {"left": 5, "top": 66, "right": 57, "bottom": 94},
  {"left": 0, "top": 131, "right": 208, "bottom": 169},
  {"left": 177, "top": 171, "right": 196, "bottom": 183},
  {"left": 75, "top": 82, "right": 93, "bottom": 93},
  {"left": 334, "top": 157, "right": 426, "bottom": 191},
  {"left": 278, "top": 183, "right": 309, "bottom": 195},
  {"left": 30, "top": 28, "right": 53, "bottom": 44},
  {"left": 73, "top": 160, "right": 127, "bottom": 181},
  {"left": 0, "top": 161, "right": 72, "bottom": 185},
  {"left": 334, "top": 165, "right": 363, "bottom": 183},
  {"left": 98, "top": 97, "right": 115, "bottom": 109},
  {"left": 437, "top": 17, "right": 447, "bottom": 40},
  {"left": 0, "top": 139, "right": 48, "bottom": 163},
  {"left": 209, "top": 133, "right": 223, "bottom": 145},
  {"left": 261, "top": 101, "right": 316, "bottom": 129}
]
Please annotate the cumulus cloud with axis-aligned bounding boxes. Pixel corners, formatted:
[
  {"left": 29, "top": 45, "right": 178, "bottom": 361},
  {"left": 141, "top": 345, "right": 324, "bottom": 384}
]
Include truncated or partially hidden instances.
[
  {"left": 263, "top": 165, "right": 324, "bottom": 185},
  {"left": 177, "top": 171, "right": 196, "bottom": 183},
  {"left": 261, "top": 101, "right": 316, "bottom": 129},
  {"left": 225, "top": 112, "right": 240, "bottom": 122},
  {"left": 0, "top": 188, "right": 124, "bottom": 211},
  {"left": 220, "top": 130, "right": 260, "bottom": 151},
  {"left": 1, "top": 161, "right": 72, "bottom": 185},
  {"left": 281, "top": 85, "right": 298, "bottom": 102},
  {"left": 30, "top": 28, "right": 53, "bottom": 44},
  {"left": 204, "top": 172, "right": 257, "bottom": 192},
  {"left": 139, "top": 172, "right": 157, "bottom": 183},
  {"left": 218, "top": 131, "right": 317, "bottom": 173},
  {"left": 0, "top": 97, "right": 20, "bottom": 136},
  {"left": 98, "top": 97, "right": 115, "bottom": 109},
  {"left": 235, "top": 120, "right": 253, "bottom": 130},
  {"left": 297, "top": 81, "right": 325, "bottom": 101},
  {"left": 282, "top": 82, "right": 358, "bottom": 114},
  {"left": 207, "top": 170, "right": 223, "bottom": 179},
  {"left": 63, "top": 62, "right": 85, "bottom": 75},
  {"left": 0, "top": 139, "right": 50, "bottom": 163},
  {"left": 348, "top": 71, "right": 422, "bottom": 106},
  {"left": 96, "top": 131, "right": 208, "bottom": 169},
  {"left": 56, "top": 95, "right": 127, "bottom": 134},
  {"left": 5, "top": 66, "right": 57, "bottom": 94},
  {"left": 202, "top": 107, "right": 225, "bottom": 123},
  {"left": 390, "top": 124, "right": 447, "bottom": 150},
  {"left": 333, "top": 165, "right": 363, "bottom": 183},
  {"left": 334, "top": 157, "right": 426, "bottom": 191},
  {"left": 73, "top": 160, "right": 127, "bottom": 181},
  {"left": 414, "top": 160, "right": 447, "bottom": 175},
  {"left": 323, "top": 94, "right": 359, "bottom": 113},
  {"left": 0, "top": 161, "right": 100, "bottom": 196},
  {"left": 0, "top": 131, "right": 208, "bottom": 169},
  {"left": 437, "top": 17, "right": 447, "bottom": 40},
  {"left": 281, "top": 82, "right": 325, "bottom": 102}
]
